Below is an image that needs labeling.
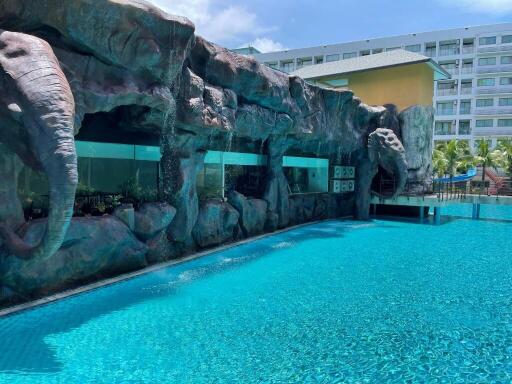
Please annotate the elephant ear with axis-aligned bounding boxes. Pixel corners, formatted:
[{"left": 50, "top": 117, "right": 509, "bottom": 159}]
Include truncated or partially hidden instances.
[{"left": 7, "top": 102, "right": 22, "bottom": 121}]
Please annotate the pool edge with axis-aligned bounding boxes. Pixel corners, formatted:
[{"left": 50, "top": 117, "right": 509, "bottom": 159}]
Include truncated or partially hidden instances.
[{"left": 0, "top": 217, "right": 352, "bottom": 318}]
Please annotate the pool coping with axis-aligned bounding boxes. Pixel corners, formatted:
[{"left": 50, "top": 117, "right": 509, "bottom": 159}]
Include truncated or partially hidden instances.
[{"left": 0, "top": 217, "right": 352, "bottom": 318}]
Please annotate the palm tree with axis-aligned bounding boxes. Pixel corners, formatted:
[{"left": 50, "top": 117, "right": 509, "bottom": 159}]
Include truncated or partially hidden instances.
[
  {"left": 474, "top": 139, "right": 499, "bottom": 184},
  {"left": 495, "top": 139, "right": 512, "bottom": 178},
  {"left": 434, "top": 140, "right": 475, "bottom": 180},
  {"left": 433, "top": 140, "right": 475, "bottom": 196}
]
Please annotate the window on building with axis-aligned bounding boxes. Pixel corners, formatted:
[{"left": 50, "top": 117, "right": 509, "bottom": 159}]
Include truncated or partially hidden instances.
[
  {"left": 498, "top": 119, "right": 512, "bottom": 127},
  {"left": 439, "top": 40, "right": 460, "bottom": 55},
  {"left": 475, "top": 119, "right": 494, "bottom": 128},
  {"left": 501, "top": 56, "right": 512, "bottom": 64},
  {"left": 314, "top": 56, "right": 324, "bottom": 64},
  {"left": 479, "top": 36, "right": 497, "bottom": 45},
  {"left": 425, "top": 42, "right": 436, "bottom": 56},
  {"left": 405, "top": 44, "right": 421, "bottom": 52},
  {"left": 478, "top": 57, "right": 496, "bottom": 66},
  {"left": 280, "top": 60, "right": 294, "bottom": 72},
  {"left": 477, "top": 78, "right": 495, "bottom": 87},
  {"left": 499, "top": 97, "right": 512, "bottom": 106},
  {"left": 297, "top": 57, "right": 313, "bottom": 68},
  {"left": 436, "top": 101, "right": 456, "bottom": 115},
  {"left": 500, "top": 77, "right": 512, "bottom": 85},
  {"left": 502, "top": 35, "right": 512, "bottom": 44},
  {"left": 266, "top": 62, "right": 278, "bottom": 69},
  {"left": 434, "top": 121, "right": 454, "bottom": 135},
  {"left": 325, "top": 54, "right": 340, "bottom": 62},
  {"left": 359, "top": 50, "right": 371, "bottom": 56},
  {"left": 372, "top": 48, "right": 383, "bottom": 54},
  {"left": 476, "top": 98, "right": 494, "bottom": 108},
  {"left": 386, "top": 47, "right": 400, "bottom": 51},
  {"left": 459, "top": 120, "right": 471, "bottom": 135},
  {"left": 460, "top": 100, "right": 471, "bottom": 114},
  {"left": 343, "top": 52, "right": 357, "bottom": 59}
]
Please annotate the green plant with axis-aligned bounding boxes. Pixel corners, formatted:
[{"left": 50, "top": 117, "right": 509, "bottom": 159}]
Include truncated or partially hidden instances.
[
  {"left": 118, "top": 178, "right": 142, "bottom": 202},
  {"left": 495, "top": 139, "right": 512, "bottom": 178},
  {"left": 433, "top": 140, "right": 475, "bottom": 180},
  {"left": 474, "top": 139, "right": 500, "bottom": 183},
  {"left": 76, "top": 182, "right": 95, "bottom": 196}
]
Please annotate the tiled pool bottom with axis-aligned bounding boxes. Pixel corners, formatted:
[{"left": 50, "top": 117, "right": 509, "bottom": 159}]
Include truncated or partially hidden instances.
[{"left": 0, "top": 213, "right": 511, "bottom": 383}]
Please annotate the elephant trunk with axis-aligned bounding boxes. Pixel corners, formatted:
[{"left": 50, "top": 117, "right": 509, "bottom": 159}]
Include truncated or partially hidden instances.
[
  {"left": 0, "top": 30, "right": 77, "bottom": 259},
  {"left": 0, "top": 122, "right": 77, "bottom": 260}
]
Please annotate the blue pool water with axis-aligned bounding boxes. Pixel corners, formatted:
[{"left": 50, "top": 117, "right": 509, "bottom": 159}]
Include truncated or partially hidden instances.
[{"left": 0, "top": 207, "right": 512, "bottom": 383}]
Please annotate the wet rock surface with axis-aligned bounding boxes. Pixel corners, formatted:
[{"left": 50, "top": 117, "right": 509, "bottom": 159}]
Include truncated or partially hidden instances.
[
  {"left": 192, "top": 199, "right": 240, "bottom": 248},
  {"left": 0, "top": 216, "right": 147, "bottom": 302},
  {"left": 134, "top": 203, "right": 176, "bottom": 241},
  {"left": 227, "top": 191, "right": 268, "bottom": 237}
]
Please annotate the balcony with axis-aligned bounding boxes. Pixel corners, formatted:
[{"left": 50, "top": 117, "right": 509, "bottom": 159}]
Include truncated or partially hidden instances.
[
  {"left": 458, "top": 126, "right": 472, "bottom": 135},
  {"left": 439, "top": 47, "right": 460, "bottom": 56},
  {"left": 462, "top": 46, "right": 474, "bottom": 54},
  {"left": 478, "top": 45, "right": 512, "bottom": 54},
  {"left": 443, "top": 67, "right": 459, "bottom": 76},
  {"left": 473, "top": 127, "right": 512, "bottom": 136},
  {"left": 474, "top": 105, "right": 512, "bottom": 115},
  {"left": 459, "top": 107, "right": 471, "bottom": 115},
  {"left": 476, "top": 64, "right": 512, "bottom": 74},
  {"left": 460, "top": 66, "right": 473, "bottom": 74},
  {"left": 475, "top": 85, "right": 512, "bottom": 95},
  {"left": 436, "top": 108, "right": 456, "bottom": 116},
  {"left": 460, "top": 87, "right": 473, "bottom": 95},
  {"left": 436, "top": 88, "right": 457, "bottom": 96},
  {"left": 425, "top": 49, "right": 436, "bottom": 57},
  {"left": 434, "top": 129, "right": 456, "bottom": 136}
]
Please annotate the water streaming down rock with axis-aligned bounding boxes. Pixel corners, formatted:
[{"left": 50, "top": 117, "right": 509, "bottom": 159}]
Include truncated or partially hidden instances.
[{"left": 0, "top": 0, "right": 428, "bottom": 306}]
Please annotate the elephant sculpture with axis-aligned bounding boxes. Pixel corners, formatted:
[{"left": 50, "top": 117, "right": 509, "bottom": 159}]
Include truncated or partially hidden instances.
[
  {"left": 0, "top": 30, "right": 77, "bottom": 260},
  {"left": 368, "top": 128, "right": 408, "bottom": 199}
]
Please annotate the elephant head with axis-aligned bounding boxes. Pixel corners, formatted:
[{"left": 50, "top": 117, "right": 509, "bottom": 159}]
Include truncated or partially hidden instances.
[
  {"left": 0, "top": 30, "right": 77, "bottom": 260},
  {"left": 368, "top": 128, "right": 408, "bottom": 198}
]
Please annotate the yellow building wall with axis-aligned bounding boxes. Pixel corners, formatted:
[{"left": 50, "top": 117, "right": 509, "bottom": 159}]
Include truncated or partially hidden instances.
[{"left": 317, "top": 63, "right": 434, "bottom": 112}]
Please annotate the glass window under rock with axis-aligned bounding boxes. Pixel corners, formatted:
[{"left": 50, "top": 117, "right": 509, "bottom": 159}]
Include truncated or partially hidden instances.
[
  {"left": 76, "top": 141, "right": 160, "bottom": 196},
  {"left": 283, "top": 157, "right": 329, "bottom": 194}
]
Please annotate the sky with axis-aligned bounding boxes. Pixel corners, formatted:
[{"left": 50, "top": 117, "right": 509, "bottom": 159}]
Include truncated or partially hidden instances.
[{"left": 148, "top": 0, "right": 512, "bottom": 52}]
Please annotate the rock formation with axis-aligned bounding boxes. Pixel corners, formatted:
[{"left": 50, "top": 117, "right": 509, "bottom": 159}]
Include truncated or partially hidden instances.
[{"left": 0, "top": 0, "right": 425, "bottom": 306}]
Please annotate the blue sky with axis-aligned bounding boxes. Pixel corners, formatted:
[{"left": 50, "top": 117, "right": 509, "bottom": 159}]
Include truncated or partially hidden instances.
[{"left": 149, "top": 0, "right": 512, "bottom": 52}]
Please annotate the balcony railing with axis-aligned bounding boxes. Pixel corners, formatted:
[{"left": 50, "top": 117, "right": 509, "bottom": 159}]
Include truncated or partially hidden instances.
[
  {"left": 460, "top": 87, "right": 473, "bottom": 95},
  {"left": 476, "top": 64, "right": 512, "bottom": 74},
  {"left": 434, "top": 129, "right": 457, "bottom": 136},
  {"left": 436, "top": 88, "right": 458, "bottom": 96},
  {"left": 458, "top": 127, "right": 472, "bottom": 135},
  {"left": 459, "top": 108, "right": 471, "bottom": 115},
  {"left": 473, "top": 127, "right": 512, "bottom": 136},
  {"left": 439, "top": 47, "right": 460, "bottom": 56},
  {"left": 462, "top": 46, "right": 474, "bottom": 54},
  {"left": 443, "top": 67, "right": 459, "bottom": 76},
  {"left": 475, "top": 85, "right": 512, "bottom": 95},
  {"left": 425, "top": 49, "right": 436, "bottom": 57},
  {"left": 460, "top": 66, "right": 473, "bottom": 74},
  {"left": 478, "top": 45, "right": 512, "bottom": 54},
  {"left": 436, "top": 109, "right": 456, "bottom": 116},
  {"left": 474, "top": 105, "right": 512, "bottom": 115}
]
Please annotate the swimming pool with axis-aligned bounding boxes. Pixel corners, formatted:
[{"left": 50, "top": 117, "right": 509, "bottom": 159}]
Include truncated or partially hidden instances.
[{"left": 0, "top": 209, "right": 511, "bottom": 383}]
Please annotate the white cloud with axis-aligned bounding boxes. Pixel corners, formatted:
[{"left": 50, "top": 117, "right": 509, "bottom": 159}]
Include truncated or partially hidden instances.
[
  {"left": 438, "top": 0, "right": 512, "bottom": 14},
  {"left": 147, "top": 0, "right": 277, "bottom": 46},
  {"left": 246, "top": 37, "right": 288, "bottom": 53}
]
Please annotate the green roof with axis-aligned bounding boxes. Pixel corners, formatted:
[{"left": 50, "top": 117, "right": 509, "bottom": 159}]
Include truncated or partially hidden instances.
[{"left": 291, "top": 49, "right": 450, "bottom": 81}]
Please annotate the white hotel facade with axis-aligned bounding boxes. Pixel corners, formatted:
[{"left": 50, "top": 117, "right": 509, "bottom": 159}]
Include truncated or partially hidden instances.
[{"left": 252, "top": 23, "right": 512, "bottom": 149}]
